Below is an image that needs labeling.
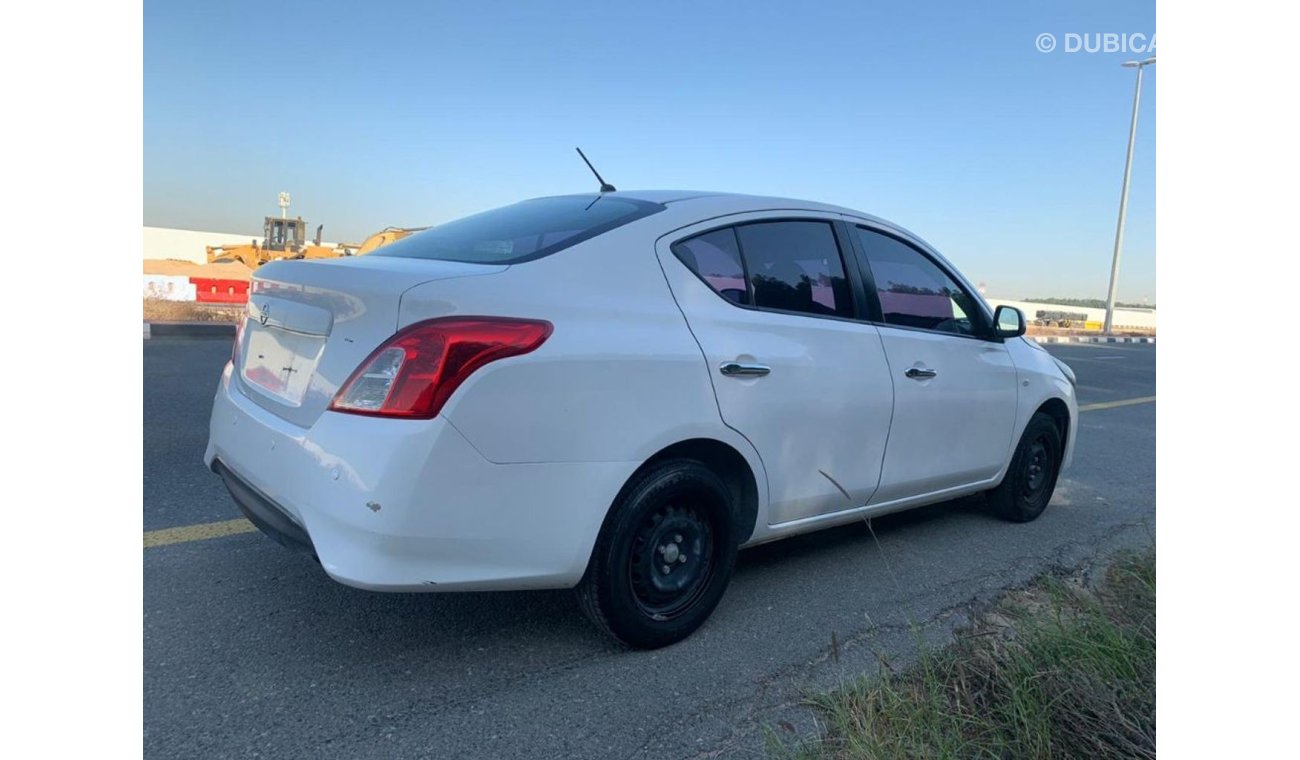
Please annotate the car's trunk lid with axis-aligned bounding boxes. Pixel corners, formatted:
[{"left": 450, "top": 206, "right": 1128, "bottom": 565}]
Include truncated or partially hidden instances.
[{"left": 234, "top": 255, "right": 506, "bottom": 428}]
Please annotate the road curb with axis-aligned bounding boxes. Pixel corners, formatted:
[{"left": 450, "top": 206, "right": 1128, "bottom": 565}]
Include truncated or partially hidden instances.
[
  {"left": 146, "top": 321, "right": 238, "bottom": 338},
  {"left": 1030, "top": 335, "right": 1155, "bottom": 344}
]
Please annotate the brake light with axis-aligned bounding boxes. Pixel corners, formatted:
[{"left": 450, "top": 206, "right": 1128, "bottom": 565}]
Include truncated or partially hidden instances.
[{"left": 329, "top": 317, "right": 553, "bottom": 419}]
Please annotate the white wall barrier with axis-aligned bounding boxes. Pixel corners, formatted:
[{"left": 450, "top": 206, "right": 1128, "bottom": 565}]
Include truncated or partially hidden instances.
[
  {"left": 144, "top": 275, "right": 197, "bottom": 302},
  {"left": 144, "top": 226, "right": 340, "bottom": 264},
  {"left": 985, "top": 298, "right": 1156, "bottom": 330}
]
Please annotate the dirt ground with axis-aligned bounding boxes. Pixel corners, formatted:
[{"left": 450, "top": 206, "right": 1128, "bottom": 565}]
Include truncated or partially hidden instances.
[{"left": 143, "top": 299, "right": 242, "bottom": 323}]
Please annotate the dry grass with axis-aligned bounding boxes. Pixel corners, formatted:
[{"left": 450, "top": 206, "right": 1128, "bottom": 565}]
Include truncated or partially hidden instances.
[
  {"left": 775, "top": 549, "right": 1156, "bottom": 759},
  {"left": 143, "top": 299, "right": 242, "bottom": 323}
]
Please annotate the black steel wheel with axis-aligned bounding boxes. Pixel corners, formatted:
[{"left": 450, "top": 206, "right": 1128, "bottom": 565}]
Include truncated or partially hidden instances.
[
  {"left": 628, "top": 504, "right": 715, "bottom": 619},
  {"left": 576, "top": 459, "right": 737, "bottom": 649},
  {"left": 987, "top": 412, "right": 1063, "bottom": 523}
]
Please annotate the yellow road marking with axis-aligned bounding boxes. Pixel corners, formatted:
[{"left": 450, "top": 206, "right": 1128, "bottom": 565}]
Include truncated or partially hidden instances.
[
  {"left": 1078, "top": 395, "right": 1156, "bottom": 412},
  {"left": 144, "top": 395, "right": 1157, "bottom": 549},
  {"left": 144, "top": 518, "right": 257, "bottom": 548}
]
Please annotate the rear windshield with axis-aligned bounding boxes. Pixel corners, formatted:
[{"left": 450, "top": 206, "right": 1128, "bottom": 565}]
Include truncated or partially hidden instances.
[{"left": 373, "top": 195, "right": 664, "bottom": 265}]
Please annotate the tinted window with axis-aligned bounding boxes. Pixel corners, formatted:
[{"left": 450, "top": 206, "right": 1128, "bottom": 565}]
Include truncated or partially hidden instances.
[
  {"left": 856, "top": 227, "right": 982, "bottom": 335},
  {"left": 735, "top": 221, "right": 852, "bottom": 318},
  {"left": 374, "top": 195, "right": 662, "bottom": 264},
  {"left": 671, "top": 228, "right": 749, "bottom": 305}
]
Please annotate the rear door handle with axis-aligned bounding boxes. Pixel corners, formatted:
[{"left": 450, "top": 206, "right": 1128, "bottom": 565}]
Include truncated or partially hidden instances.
[
  {"left": 720, "top": 362, "right": 771, "bottom": 378},
  {"left": 905, "top": 367, "right": 937, "bottom": 379}
]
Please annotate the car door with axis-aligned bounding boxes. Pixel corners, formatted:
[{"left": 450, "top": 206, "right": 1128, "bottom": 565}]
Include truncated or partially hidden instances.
[
  {"left": 848, "top": 223, "right": 1018, "bottom": 504},
  {"left": 656, "top": 214, "right": 895, "bottom": 525}
]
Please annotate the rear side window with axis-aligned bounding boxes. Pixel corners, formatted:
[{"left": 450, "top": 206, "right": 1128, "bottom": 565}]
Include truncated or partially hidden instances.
[
  {"left": 673, "top": 220, "right": 853, "bottom": 318},
  {"left": 671, "top": 228, "right": 749, "bottom": 305},
  {"left": 735, "top": 221, "right": 853, "bottom": 318},
  {"left": 374, "top": 195, "right": 663, "bottom": 265},
  {"left": 856, "top": 226, "right": 983, "bottom": 335}
]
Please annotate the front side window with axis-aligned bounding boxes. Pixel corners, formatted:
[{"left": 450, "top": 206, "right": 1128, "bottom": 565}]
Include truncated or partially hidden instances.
[
  {"left": 856, "top": 226, "right": 982, "bottom": 335},
  {"left": 374, "top": 195, "right": 663, "bottom": 265}
]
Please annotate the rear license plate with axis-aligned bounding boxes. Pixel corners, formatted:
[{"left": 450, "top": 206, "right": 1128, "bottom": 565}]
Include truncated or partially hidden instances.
[{"left": 241, "top": 325, "right": 324, "bottom": 406}]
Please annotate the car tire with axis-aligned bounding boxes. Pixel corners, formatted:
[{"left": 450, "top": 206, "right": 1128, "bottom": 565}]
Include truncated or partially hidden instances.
[
  {"left": 575, "top": 459, "right": 738, "bottom": 649},
  {"left": 987, "top": 412, "right": 1063, "bottom": 523}
]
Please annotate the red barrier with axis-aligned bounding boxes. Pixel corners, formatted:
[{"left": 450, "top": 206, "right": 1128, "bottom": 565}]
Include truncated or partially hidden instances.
[{"left": 191, "top": 278, "right": 250, "bottom": 304}]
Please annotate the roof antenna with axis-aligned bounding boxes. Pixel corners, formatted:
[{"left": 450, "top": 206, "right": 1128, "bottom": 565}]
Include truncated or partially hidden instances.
[{"left": 575, "top": 147, "right": 616, "bottom": 193}]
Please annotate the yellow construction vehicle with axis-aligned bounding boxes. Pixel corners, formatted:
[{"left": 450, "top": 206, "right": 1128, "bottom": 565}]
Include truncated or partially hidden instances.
[
  {"left": 207, "top": 193, "right": 427, "bottom": 267},
  {"left": 337, "top": 226, "right": 428, "bottom": 256},
  {"left": 206, "top": 215, "right": 338, "bottom": 267}
]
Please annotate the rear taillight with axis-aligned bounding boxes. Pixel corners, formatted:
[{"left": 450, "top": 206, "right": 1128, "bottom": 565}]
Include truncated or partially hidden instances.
[{"left": 329, "top": 317, "right": 552, "bottom": 419}]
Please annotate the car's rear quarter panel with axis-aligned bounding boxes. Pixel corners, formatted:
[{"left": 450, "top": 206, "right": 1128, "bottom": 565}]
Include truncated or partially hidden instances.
[{"left": 401, "top": 218, "right": 757, "bottom": 470}]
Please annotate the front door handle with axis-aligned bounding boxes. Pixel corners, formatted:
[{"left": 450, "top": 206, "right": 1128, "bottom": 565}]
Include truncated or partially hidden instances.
[
  {"left": 905, "top": 367, "right": 938, "bottom": 380},
  {"left": 720, "top": 362, "right": 771, "bottom": 378}
]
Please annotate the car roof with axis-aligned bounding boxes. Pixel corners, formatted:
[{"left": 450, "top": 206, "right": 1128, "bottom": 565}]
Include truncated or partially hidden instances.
[
  {"left": 588, "top": 189, "right": 925, "bottom": 243},
  {"left": 545, "top": 189, "right": 859, "bottom": 213},
  {"left": 530, "top": 189, "right": 945, "bottom": 267},
  {"left": 569, "top": 190, "right": 987, "bottom": 318},
  {"left": 540, "top": 189, "right": 906, "bottom": 224}
]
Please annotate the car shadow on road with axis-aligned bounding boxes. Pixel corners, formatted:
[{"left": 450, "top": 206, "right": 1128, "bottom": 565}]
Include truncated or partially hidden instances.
[{"left": 153, "top": 492, "right": 1000, "bottom": 674}]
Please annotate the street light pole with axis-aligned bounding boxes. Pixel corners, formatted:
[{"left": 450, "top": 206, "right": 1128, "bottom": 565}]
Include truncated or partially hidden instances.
[{"left": 1103, "top": 57, "right": 1155, "bottom": 334}]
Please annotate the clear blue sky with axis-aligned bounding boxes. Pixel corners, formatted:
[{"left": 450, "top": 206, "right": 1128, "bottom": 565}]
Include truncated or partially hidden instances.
[{"left": 145, "top": 0, "right": 1155, "bottom": 301}]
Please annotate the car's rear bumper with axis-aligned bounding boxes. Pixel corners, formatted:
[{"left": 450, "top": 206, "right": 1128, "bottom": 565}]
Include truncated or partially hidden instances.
[
  {"left": 213, "top": 459, "right": 314, "bottom": 554},
  {"left": 204, "top": 363, "right": 639, "bottom": 592}
]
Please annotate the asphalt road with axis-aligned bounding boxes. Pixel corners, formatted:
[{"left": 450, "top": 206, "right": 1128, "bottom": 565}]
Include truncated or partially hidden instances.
[{"left": 144, "top": 338, "right": 1155, "bottom": 759}]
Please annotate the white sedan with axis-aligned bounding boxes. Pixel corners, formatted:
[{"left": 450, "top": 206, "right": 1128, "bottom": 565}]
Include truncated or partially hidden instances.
[{"left": 205, "top": 190, "right": 1077, "bottom": 648}]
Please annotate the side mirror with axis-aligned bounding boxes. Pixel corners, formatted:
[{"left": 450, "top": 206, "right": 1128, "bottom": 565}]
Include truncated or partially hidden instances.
[{"left": 993, "top": 305, "right": 1026, "bottom": 338}]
